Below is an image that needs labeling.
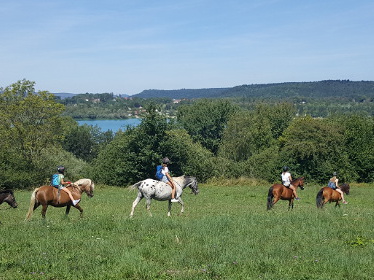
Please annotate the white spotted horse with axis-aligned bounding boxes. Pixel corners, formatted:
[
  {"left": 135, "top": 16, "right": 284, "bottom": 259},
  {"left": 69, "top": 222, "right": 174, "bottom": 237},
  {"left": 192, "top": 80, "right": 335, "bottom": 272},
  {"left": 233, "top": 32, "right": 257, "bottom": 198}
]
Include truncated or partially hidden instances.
[{"left": 129, "top": 175, "right": 199, "bottom": 217}]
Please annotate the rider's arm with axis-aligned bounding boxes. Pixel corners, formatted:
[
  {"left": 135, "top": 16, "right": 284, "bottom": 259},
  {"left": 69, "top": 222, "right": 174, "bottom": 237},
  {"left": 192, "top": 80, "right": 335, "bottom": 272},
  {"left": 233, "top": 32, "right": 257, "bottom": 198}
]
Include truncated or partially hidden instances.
[{"left": 60, "top": 178, "right": 71, "bottom": 185}]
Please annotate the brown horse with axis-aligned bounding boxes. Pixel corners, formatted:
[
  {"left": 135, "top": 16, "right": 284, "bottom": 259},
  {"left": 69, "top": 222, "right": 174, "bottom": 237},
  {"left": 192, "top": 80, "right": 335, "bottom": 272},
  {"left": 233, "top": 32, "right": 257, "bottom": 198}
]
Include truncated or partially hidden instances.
[
  {"left": 25, "top": 179, "right": 94, "bottom": 220},
  {"left": 267, "top": 177, "right": 305, "bottom": 210},
  {"left": 1, "top": 190, "right": 18, "bottom": 224},
  {"left": 316, "top": 183, "right": 350, "bottom": 208}
]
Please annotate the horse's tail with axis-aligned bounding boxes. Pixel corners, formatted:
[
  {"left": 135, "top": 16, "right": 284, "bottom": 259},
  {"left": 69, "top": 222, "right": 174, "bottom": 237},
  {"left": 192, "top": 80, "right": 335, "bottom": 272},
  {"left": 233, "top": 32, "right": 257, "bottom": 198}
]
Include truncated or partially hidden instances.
[
  {"left": 130, "top": 181, "right": 143, "bottom": 190},
  {"left": 25, "top": 187, "right": 39, "bottom": 221},
  {"left": 316, "top": 188, "right": 324, "bottom": 208},
  {"left": 267, "top": 186, "right": 274, "bottom": 210}
]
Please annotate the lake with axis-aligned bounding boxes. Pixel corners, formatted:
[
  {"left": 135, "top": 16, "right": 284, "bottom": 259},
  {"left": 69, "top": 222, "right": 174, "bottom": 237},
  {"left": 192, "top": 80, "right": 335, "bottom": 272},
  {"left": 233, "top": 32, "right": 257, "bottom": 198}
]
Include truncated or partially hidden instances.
[{"left": 77, "top": 119, "right": 142, "bottom": 132}]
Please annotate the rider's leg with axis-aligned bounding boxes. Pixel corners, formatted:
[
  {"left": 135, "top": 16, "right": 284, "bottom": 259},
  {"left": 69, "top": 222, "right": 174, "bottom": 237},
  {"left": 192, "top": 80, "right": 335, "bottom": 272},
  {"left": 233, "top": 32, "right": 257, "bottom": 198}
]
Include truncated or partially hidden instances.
[
  {"left": 337, "top": 189, "right": 347, "bottom": 203},
  {"left": 290, "top": 185, "right": 299, "bottom": 199},
  {"left": 61, "top": 188, "right": 80, "bottom": 205},
  {"left": 167, "top": 181, "right": 176, "bottom": 199}
]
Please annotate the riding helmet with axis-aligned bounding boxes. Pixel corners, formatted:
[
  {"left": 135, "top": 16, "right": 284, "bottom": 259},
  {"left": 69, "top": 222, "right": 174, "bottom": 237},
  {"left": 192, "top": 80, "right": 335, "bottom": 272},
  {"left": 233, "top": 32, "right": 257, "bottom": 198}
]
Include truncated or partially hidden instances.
[
  {"left": 162, "top": 157, "right": 170, "bottom": 164},
  {"left": 283, "top": 166, "right": 289, "bottom": 172},
  {"left": 57, "top": 165, "right": 65, "bottom": 173}
]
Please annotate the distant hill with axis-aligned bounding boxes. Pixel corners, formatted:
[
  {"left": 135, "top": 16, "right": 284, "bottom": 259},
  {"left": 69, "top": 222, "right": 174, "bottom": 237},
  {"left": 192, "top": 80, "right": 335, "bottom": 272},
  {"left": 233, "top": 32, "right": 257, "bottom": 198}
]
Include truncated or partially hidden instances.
[
  {"left": 132, "top": 80, "right": 374, "bottom": 100},
  {"left": 52, "top": 92, "right": 76, "bottom": 99},
  {"left": 133, "top": 88, "right": 229, "bottom": 99}
]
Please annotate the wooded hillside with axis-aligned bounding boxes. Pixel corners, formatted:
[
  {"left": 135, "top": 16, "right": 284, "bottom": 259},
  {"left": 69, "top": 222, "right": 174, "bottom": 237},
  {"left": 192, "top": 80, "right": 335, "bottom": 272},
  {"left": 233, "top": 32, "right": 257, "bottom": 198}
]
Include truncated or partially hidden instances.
[{"left": 133, "top": 80, "right": 374, "bottom": 100}]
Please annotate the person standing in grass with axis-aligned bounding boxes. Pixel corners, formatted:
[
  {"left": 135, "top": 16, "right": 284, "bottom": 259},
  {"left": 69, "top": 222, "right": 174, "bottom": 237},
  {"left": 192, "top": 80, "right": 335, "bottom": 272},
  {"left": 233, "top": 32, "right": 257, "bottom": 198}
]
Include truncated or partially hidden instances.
[
  {"left": 328, "top": 172, "right": 348, "bottom": 204},
  {"left": 160, "top": 157, "right": 179, "bottom": 203},
  {"left": 281, "top": 166, "right": 300, "bottom": 200}
]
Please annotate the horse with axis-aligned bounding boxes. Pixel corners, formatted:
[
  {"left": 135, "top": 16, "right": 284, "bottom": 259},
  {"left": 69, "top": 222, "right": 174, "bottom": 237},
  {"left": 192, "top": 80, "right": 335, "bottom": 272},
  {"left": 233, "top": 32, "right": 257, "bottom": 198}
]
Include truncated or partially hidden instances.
[
  {"left": 129, "top": 175, "right": 199, "bottom": 217},
  {"left": 0, "top": 190, "right": 18, "bottom": 224},
  {"left": 25, "top": 179, "right": 94, "bottom": 220},
  {"left": 316, "top": 183, "right": 350, "bottom": 208},
  {"left": 267, "top": 177, "right": 305, "bottom": 210}
]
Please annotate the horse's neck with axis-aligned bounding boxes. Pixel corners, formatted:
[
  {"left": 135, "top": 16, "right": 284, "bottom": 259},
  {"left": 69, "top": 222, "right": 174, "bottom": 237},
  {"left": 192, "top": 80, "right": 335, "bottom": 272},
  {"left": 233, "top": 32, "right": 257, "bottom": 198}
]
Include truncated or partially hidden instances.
[
  {"left": 172, "top": 177, "right": 185, "bottom": 189},
  {"left": 291, "top": 179, "right": 299, "bottom": 186},
  {"left": 67, "top": 186, "right": 83, "bottom": 195}
]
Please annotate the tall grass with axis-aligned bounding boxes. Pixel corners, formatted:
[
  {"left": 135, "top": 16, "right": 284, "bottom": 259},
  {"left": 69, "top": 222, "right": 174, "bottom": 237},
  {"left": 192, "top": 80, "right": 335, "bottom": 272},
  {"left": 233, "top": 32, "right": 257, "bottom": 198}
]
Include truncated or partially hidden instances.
[{"left": 1, "top": 182, "right": 373, "bottom": 279}]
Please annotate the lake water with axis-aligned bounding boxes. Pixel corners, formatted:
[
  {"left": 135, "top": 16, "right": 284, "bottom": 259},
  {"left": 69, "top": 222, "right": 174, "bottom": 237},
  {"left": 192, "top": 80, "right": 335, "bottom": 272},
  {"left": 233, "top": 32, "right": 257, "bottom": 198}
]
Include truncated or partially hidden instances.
[{"left": 77, "top": 119, "right": 142, "bottom": 132}]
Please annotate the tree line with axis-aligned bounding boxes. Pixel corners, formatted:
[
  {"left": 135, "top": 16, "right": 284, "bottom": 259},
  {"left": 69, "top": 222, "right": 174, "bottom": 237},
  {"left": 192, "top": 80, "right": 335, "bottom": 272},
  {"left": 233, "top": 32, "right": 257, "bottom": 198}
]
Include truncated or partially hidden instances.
[{"left": 1, "top": 79, "right": 373, "bottom": 190}]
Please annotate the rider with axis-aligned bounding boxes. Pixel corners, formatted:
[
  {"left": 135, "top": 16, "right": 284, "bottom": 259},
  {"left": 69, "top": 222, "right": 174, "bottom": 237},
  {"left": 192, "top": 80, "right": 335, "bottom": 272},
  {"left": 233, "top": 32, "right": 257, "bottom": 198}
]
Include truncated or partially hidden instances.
[
  {"left": 281, "top": 166, "right": 300, "bottom": 200},
  {"left": 328, "top": 172, "right": 348, "bottom": 204},
  {"left": 52, "top": 166, "right": 80, "bottom": 206},
  {"left": 160, "top": 157, "right": 179, "bottom": 203}
]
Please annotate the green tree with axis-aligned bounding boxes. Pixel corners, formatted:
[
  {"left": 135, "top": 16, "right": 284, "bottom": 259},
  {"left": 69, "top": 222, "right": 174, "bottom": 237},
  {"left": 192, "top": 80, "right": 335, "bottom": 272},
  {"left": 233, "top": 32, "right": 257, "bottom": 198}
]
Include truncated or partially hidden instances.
[
  {"left": 278, "top": 116, "right": 352, "bottom": 182},
  {"left": 0, "top": 80, "right": 83, "bottom": 188},
  {"left": 177, "top": 99, "right": 238, "bottom": 154},
  {"left": 160, "top": 129, "right": 215, "bottom": 182},
  {"left": 91, "top": 103, "right": 172, "bottom": 185},
  {"left": 219, "top": 110, "right": 274, "bottom": 162},
  {"left": 340, "top": 114, "right": 374, "bottom": 182},
  {"left": 0, "top": 80, "right": 64, "bottom": 163},
  {"left": 62, "top": 120, "right": 114, "bottom": 162}
]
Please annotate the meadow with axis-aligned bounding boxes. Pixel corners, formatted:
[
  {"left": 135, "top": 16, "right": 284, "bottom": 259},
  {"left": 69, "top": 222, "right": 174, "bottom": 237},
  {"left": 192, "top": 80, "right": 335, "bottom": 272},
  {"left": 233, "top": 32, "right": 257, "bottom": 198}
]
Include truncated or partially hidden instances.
[{"left": 0, "top": 180, "right": 373, "bottom": 280}]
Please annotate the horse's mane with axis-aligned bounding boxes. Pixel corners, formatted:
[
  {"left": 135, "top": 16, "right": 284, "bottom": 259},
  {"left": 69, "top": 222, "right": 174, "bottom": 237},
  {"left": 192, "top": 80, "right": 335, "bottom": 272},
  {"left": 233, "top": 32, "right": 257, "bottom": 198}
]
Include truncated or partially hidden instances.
[
  {"left": 291, "top": 177, "right": 304, "bottom": 183},
  {"left": 340, "top": 183, "right": 350, "bottom": 191},
  {"left": 0, "top": 189, "right": 14, "bottom": 195}
]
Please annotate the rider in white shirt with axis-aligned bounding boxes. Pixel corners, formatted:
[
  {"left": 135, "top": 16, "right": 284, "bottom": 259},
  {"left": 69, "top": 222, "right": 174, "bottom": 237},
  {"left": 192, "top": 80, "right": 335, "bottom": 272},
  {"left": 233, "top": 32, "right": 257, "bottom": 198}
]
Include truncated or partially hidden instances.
[{"left": 281, "top": 166, "right": 300, "bottom": 200}]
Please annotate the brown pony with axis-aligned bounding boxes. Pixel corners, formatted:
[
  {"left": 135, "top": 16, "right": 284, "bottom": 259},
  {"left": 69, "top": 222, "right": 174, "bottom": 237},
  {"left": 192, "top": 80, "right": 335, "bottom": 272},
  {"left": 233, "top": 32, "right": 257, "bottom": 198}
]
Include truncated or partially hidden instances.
[
  {"left": 25, "top": 179, "right": 94, "bottom": 220},
  {"left": 267, "top": 177, "right": 305, "bottom": 210},
  {"left": 316, "top": 183, "right": 350, "bottom": 208}
]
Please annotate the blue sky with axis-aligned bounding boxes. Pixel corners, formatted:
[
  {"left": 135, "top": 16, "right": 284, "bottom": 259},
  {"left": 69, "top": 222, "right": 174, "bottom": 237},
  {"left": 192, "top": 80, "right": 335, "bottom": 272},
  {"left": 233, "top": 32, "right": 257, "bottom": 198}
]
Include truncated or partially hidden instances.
[{"left": 1, "top": 0, "right": 373, "bottom": 95}]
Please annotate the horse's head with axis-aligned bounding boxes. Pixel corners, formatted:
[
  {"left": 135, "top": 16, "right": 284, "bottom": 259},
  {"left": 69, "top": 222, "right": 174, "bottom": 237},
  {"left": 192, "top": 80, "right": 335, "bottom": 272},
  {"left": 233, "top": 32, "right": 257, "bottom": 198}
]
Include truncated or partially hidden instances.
[
  {"left": 2, "top": 190, "right": 18, "bottom": 208},
  {"left": 78, "top": 182, "right": 94, "bottom": 198},
  {"left": 340, "top": 183, "right": 350, "bottom": 195},
  {"left": 184, "top": 176, "right": 199, "bottom": 195},
  {"left": 292, "top": 177, "right": 305, "bottom": 190},
  {"left": 73, "top": 179, "right": 95, "bottom": 198}
]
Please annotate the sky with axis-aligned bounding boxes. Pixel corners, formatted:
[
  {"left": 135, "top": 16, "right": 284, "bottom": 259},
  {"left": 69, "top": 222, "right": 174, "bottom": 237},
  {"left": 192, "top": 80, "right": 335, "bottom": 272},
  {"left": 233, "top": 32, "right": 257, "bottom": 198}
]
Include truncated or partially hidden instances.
[{"left": 1, "top": 0, "right": 373, "bottom": 95}]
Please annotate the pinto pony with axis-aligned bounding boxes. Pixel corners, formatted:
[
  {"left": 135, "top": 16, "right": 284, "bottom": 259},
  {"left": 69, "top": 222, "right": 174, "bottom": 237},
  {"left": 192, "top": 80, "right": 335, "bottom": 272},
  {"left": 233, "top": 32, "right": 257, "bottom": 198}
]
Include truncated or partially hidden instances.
[
  {"left": 267, "top": 177, "right": 305, "bottom": 210},
  {"left": 25, "top": 179, "right": 94, "bottom": 220},
  {"left": 316, "top": 183, "right": 350, "bottom": 208},
  {"left": 129, "top": 175, "right": 199, "bottom": 217}
]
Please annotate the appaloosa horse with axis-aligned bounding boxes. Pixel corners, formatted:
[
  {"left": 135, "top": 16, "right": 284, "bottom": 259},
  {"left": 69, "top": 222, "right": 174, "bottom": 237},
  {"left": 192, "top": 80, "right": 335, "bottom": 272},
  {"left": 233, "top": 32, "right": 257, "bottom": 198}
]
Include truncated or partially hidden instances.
[
  {"left": 129, "top": 175, "right": 199, "bottom": 217},
  {"left": 25, "top": 179, "right": 94, "bottom": 220}
]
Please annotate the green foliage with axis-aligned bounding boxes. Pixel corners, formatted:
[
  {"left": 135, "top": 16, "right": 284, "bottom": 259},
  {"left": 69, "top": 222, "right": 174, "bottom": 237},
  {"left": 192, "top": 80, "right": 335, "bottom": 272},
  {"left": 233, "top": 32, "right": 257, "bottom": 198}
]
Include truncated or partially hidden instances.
[
  {"left": 160, "top": 129, "right": 216, "bottom": 182},
  {"left": 219, "top": 110, "right": 274, "bottom": 161},
  {"left": 340, "top": 114, "right": 374, "bottom": 182},
  {"left": 244, "top": 145, "right": 282, "bottom": 183},
  {"left": 279, "top": 116, "right": 353, "bottom": 182},
  {"left": 0, "top": 80, "right": 70, "bottom": 188},
  {"left": 0, "top": 80, "right": 64, "bottom": 163},
  {"left": 62, "top": 119, "right": 114, "bottom": 162},
  {"left": 91, "top": 103, "right": 173, "bottom": 185},
  {"left": 177, "top": 99, "right": 239, "bottom": 154}
]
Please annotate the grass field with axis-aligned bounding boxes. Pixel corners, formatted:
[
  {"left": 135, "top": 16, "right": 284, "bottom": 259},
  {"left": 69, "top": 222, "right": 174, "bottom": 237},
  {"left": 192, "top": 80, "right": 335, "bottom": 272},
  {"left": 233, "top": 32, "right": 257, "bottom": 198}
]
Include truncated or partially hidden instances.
[{"left": 1, "top": 181, "right": 374, "bottom": 280}]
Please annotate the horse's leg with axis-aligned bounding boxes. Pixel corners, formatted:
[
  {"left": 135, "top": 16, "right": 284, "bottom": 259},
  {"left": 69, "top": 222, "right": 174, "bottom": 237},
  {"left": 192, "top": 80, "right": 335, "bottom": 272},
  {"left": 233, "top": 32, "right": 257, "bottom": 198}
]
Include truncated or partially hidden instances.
[
  {"left": 41, "top": 204, "right": 48, "bottom": 219},
  {"left": 73, "top": 205, "right": 84, "bottom": 217},
  {"left": 168, "top": 200, "right": 172, "bottom": 217},
  {"left": 129, "top": 193, "right": 143, "bottom": 218},
  {"left": 179, "top": 198, "right": 184, "bottom": 214},
  {"left": 146, "top": 198, "right": 152, "bottom": 217},
  {"left": 288, "top": 199, "right": 294, "bottom": 210},
  {"left": 272, "top": 194, "right": 281, "bottom": 206},
  {"left": 65, "top": 205, "right": 71, "bottom": 215}
]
